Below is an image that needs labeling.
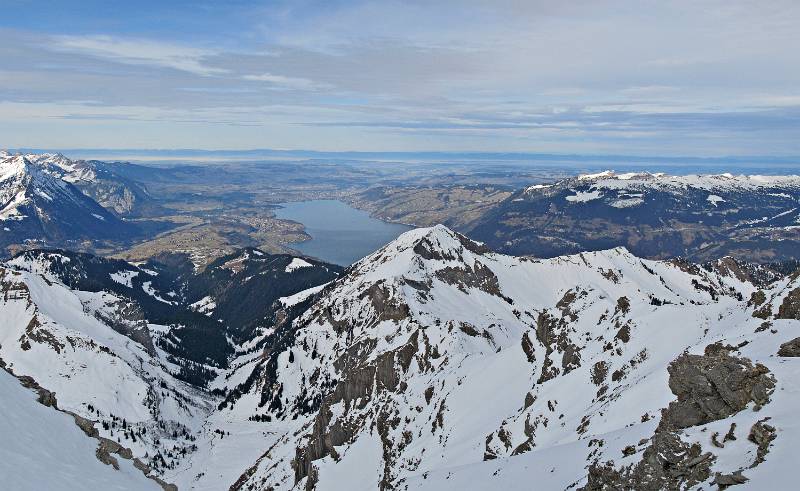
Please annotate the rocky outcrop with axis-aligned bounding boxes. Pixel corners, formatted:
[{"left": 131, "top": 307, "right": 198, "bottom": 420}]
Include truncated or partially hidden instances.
[
  {"left": 359, "top": 282, "right": 411, "bottom": 324},
  {"left": 92, "top": 298, "right": 156, "bottom": 354},
  {"left": 582, "top": 347, "right": 775, "bottom": 490},
  {"left": 749, "top": 418, "right": 777, "bottom": 466},
  {"left": 435, "top": 262, "right": 508, "bottom": 301},
  {"left": 534, "top": 293, "right": 583, "bottom": 384},
  {"left": 583, "top": 433, "right": 714, "bottom": 490},
  {"left": 777, "top": 337, "right": 800, "bottom": 357},
  {"left": 659, "top": 347, "right": 775, "bottom": 430},
  {"left": 714, "top": 471, "right": 749, "bottom": 488},
  {"left": 777, "top": 288, "right": 800, "bottom": 319}
]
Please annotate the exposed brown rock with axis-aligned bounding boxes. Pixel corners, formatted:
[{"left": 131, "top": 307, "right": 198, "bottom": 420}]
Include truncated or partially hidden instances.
[
  {"left": 359, "top": 282, "right": 410, "bottom": 324},
  {"left": 582, "top": 434, "right": 714, "bottom": 490},
  {"left": 590, "top": 361, "right": 608, "bottom": 386},
  {"left": 615, "top": 296, "right": 631, "bottom": 315},
  {"left": 748, "top": 418, "right": 776, "bottom": 466},
  {"left": 435, "top": 262, "right": 508, "bottom": 302},
  {"left": 521, "top": 332, "right": 536, "bottom": 363},
  {"left": 748, "top": 290, "right": 766, "bottom": 307},
  {"left": 714, "top": 471, "right": 749, "bottom": 488},
  {"left": 293, "top": 331, "right": 420, "bottom": 485}
]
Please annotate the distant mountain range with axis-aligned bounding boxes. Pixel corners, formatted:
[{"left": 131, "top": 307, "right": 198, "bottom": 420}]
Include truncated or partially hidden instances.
[
  {"left": 468, "top": 170, "right": 800, "bottom": 262},
  {"left": 12, "top": 147, "right": 800, "bottom": 166},
  {"left": 2, "top": 225, "right": 798, "bottom": 489}
]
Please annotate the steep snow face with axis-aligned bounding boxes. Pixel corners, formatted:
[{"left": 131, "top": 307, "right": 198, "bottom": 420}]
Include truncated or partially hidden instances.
[
  {"left": 222, "top": 225, "right": 799, "bottom": 490},
  {"left": 0, "top": 369, "right": 159, "bottom": 491}
]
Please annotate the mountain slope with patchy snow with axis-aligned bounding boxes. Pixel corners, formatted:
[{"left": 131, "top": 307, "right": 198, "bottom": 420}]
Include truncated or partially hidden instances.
[
  {"left": 0, "top": 245, "right": 342, "bottom": 489},
  {"left": 468, "top": 171, "right": 800, "bottom": 262},
  {"left": 20, "top": 152, "right": 156, "bottom": 216}
]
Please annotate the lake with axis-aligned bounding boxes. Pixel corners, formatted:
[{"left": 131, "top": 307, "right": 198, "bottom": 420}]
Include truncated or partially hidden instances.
[{"left": 274, "top": 200, "right": 413, "bottom": 265}]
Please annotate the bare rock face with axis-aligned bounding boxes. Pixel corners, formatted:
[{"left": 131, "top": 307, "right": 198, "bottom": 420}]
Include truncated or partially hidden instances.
[
  {"left": 659, "top": 347, "right": 774, "bottom": 430},
  {"left": 92, "top": 298, "right": 156, "bottom": 355},
  {"left": 777, "top": 288, "right": 800, "bottom": 319},
  {"left": 292, "top": 331, "right": 419, "bottom": 487},
  {"left": 777, "top": 337, "right": 800, "bottom": 357},
  {"left": 359, "top": 282, "right": 410, "bottom": 324},
  {"left": 16, "top": 374, "right": 59, "bottom": 408},
  {"left": 714, "top": 471, "right": 749, "bottom": 488}
]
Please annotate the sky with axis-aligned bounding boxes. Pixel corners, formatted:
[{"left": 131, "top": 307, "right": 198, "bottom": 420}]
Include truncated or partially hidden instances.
[{"left": 1, "top": 0, "right": 799, "bottom": 156}]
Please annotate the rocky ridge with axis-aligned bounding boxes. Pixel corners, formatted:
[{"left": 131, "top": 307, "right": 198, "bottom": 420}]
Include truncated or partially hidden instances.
[{"left": 220, "top": 225, "right": 800, "bottom": 490}]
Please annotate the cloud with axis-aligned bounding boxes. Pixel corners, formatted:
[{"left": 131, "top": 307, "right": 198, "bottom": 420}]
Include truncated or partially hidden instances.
[
  {"left": 51, "top": 35, "right": 228, "bottom": 76},
  {"left": 1, "top": 1, "right": 799, "bottom": 154},
  {"left": 242, "top": 72, "right": 331, "bottom": 91}
]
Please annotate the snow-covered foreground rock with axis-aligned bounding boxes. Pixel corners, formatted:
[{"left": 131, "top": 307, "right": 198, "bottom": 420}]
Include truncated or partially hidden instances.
[{"left": 2, "top": 225, "right": 799, "bottom": 490}]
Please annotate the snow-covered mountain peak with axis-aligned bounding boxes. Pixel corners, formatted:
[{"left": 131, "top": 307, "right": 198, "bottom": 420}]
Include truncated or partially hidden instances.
[
  {"left": 1, "top": 151, "right": 100, "bottom": 184},
  {"left": 18, "top": 152, "right": 98, "bottom": 183},
  {"left": 2, "top": 226, "right": 798, "bottom": 489},
  {"left": 1, "top": 154, "right": 33, "bottom": 179},
  {"left": 570, "top": 169, "right": 800, "bottom": 192},
  {"left": 1, "top": 152, "right": 136, "bottom": 252},
  {"left": 217, "top": 222, "right": 798, "bottom": 490},
  {"left": 352, "top": 224, "right": 492, "bottom": 278},
  {"left": 1, "top": 154, "right": 73, "bottom": 219},
  {"left": 364, "top": 224, "right": 480, "bottom": 258},
  {"left": 1, "top": 153, "right": 72, "bottom": 187}
]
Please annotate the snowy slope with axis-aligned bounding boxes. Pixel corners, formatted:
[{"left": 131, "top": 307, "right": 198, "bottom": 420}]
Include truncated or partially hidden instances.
[
  {"left": 0, "top": 369, "right": 159, "bottom": 491},
  {"left": 0, "top": 247, "right": 341, "bottom": 490}
]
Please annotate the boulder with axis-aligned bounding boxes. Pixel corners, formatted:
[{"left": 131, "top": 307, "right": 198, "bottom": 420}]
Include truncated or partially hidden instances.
[{"left": 777, "top": 337, "right": 800, "bottom": 357}]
